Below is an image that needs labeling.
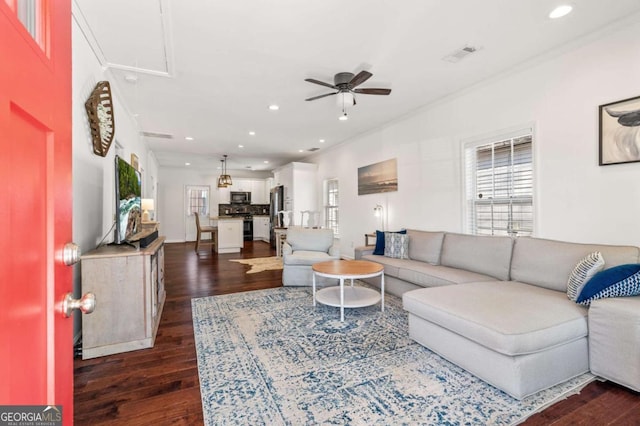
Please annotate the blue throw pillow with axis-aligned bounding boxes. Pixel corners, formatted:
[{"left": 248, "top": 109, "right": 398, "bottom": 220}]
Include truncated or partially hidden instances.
[
  {"left": 373, "top": 229, "right": 406, "bottom": 255},
  {"left": 576, "top": 264, "right": 640, "bottom": 306}
]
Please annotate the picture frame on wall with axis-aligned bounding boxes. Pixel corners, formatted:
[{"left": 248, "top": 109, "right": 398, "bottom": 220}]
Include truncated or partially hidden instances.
[
  {"left": 131, "top": 153, "right": 139, "bottom": 171},
  {"left": 599, "top": 95, "right": 640, "bottom": 166},
  {"left": 358, "top": 158, "right": 398, "bottom": 195}
]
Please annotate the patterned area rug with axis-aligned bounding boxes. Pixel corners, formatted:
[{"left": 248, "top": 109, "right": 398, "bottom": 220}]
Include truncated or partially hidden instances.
[
  {"left": 192, "top": 286, "right": 594, "bottom": 425},
  {"left": 229, "top": 256, "right": 283, "bottom": 274}
]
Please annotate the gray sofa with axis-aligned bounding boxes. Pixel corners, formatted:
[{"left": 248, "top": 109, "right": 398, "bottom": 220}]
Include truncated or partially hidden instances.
[
  {"left": 355, "top": 230, "right": 640, "bottom": 399},
  {"left": 282, "top": 227, "right": 340, "bottom": 286}
]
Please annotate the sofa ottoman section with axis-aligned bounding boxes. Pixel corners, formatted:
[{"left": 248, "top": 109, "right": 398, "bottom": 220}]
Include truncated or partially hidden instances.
[
  {"left": 589, "top": 296, "right": 640, "bottom": 392},
  {"left": 403, "top": 281, "right": 589, "bottom": 399}
]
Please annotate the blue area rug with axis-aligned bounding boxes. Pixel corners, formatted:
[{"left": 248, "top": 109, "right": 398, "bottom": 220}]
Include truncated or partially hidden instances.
[{"left": 192, "top": 286, "right": 594, "bottom": 425}]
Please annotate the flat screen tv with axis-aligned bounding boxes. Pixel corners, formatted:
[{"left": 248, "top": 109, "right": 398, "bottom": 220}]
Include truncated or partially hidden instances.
[{"left": 114, "top": 155, "right": 142, "bottom": 244}]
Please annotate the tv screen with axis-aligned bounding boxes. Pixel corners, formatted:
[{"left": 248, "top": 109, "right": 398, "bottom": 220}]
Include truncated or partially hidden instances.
[{"left": 114, "top": 155, "right": 142, "bottom": 244}]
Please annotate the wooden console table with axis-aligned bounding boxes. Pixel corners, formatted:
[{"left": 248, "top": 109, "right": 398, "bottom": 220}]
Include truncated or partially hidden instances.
[{"left": 80, "top": 237, "right": 166, "bottom": 359}]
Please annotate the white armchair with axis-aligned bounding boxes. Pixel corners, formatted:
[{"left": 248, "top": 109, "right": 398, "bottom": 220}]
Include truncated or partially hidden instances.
[{"left": 282, "top": 227, "right": 340, "bottom": 286}]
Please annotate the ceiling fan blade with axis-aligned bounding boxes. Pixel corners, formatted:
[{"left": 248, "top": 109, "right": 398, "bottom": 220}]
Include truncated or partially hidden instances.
[
  {"left": 304, "top": 78, "right": 337, "bottom": 89},
  {"left": 353, "top": 88, "right": 392, "bottom": 95},
  {"left": 349, "top": 70, "right": 373, "bottom": 88},
  {"left": 305, "top": 92, "right": 338, "bottom": 101}
]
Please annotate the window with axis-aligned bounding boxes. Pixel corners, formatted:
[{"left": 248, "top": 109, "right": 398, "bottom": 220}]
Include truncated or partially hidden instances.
[
  {"left": 324, "top": 179, "right": 339, "bottom": 236},
  {"left": 464, "top": 130, "right": 533, "bottom": 237},
  {"left": 7, "top": 0, "right": 48, "bottom": 51},
  {"left": 186, "top": 185, "right": 209, "bottom": 217}
]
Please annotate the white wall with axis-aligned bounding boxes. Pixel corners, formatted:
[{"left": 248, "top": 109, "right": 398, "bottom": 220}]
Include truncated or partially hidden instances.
[
  {"left": 310, "top": 20, "right": 640, "bottom": 258},
  {"left": 71, "top": 18, "right": 159, "bottom": 339}
]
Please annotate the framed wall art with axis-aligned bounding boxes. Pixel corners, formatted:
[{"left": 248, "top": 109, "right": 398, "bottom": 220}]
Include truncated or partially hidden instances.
[
  {"left": 131, "top": 153, "right": 139, "bottom": 171},
  {"left": 599, "top": 95, "right": 640, "bottom": 165},
  {"left": 358, "top": 158, "right": 398, "bottom": 195}
]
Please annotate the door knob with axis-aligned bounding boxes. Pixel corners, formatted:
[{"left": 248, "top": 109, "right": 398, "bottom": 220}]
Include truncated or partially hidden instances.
[
  {"left": 62, "top": 292, "right": 96, "bottom": 317},
  {"left": 63, "top": 242, "right": 81, "bottom": 266}
]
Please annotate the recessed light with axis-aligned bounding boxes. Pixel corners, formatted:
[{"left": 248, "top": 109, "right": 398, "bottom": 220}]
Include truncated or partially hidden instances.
[
  {"left": 249, "top": 131, "right": 255, "bottom": 136},
  {"left": 549, "top": 4, "right": 573, "bottom": 19},
  {"left": 185, "top": 136, "right": 194, "bottom": 141},
  {"left": 264, "top": 160, "right": 269, "bottom": 164},
  {"left": 185, "top": 162, "right": 191, "bottom": 166},
  {"left": 238, "top": 144, "right": 244, "bottom": 148},
  {"left": 298, "top": 149, "right": 304, "bottom": 153},
  {"left": 124, "top": 74, "right": 138, "bottom": 83},
  {"left": 319, "top": 139, "right": 325, "bottom": 143},
  {"left": 268, "top": 104, "right": 279, "bottom": 111}
]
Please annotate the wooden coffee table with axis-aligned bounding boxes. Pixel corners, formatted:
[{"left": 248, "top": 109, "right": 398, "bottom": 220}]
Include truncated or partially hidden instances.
[{"left": 312, "top": 260, "right": 385, "bottom": 321}]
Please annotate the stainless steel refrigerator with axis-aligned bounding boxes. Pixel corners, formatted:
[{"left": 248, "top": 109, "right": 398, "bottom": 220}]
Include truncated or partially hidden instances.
[{"left": 269, "top": 185, "right": 284, "bottom": 247}]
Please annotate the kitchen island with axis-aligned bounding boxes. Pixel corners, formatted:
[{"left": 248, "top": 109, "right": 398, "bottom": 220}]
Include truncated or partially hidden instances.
[{"left": 210, "top": 216, "right": 244, "bottom": 253}]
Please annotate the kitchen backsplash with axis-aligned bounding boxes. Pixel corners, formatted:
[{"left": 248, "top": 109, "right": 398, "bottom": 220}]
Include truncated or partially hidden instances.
[{"left": 219, "top": 204, "right": 270, "bottom": 216}]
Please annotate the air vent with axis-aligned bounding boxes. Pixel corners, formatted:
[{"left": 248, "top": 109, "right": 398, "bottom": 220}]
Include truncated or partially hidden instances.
[
  {"left": 442, "top": 45, "right": 479, "bottom": 63},
  {"left": 141, "top": 131, "right": 174, "bottom": 139},
  {"left": 308, "top": 147, "right": 320, "bottom": 152}
]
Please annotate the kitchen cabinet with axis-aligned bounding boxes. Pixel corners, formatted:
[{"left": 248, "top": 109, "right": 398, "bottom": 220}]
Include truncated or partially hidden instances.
[
  {"left": 253, "top": 216, "right": 270, "bottom": 242},
  {"left": 216, "top": 179, "right": 268, "bottom": 205},
  {"left": 217, "top": 218, "right": 244, "bottom": 253},
  {"left": 273, "top": 162, "right": 318, "bottom": 226},
  {"left": 250, "top": 180, "right": 267, "bottom": 204},
  {"left": 80, "top": 237, "right": 165, "bottom": 359}
]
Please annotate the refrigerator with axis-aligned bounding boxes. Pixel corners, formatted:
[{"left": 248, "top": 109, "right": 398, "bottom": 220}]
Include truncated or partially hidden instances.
[{"left": 269, "top": 185, "right": 284, "bottom": 247}]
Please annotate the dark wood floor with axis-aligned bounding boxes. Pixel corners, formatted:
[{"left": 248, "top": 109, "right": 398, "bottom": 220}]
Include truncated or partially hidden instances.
[{"left": 74, "top": 241, "right": 640, "bottom": 425}]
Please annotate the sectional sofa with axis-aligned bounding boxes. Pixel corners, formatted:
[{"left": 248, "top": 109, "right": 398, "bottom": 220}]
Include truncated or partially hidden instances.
[{"left": 355, "top": 230, "right": 640, "bottom": 399}]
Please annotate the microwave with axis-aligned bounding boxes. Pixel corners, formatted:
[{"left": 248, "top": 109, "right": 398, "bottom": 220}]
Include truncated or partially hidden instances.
[{"left": 230, "top": 191, "right": 251, "bottom": 204}]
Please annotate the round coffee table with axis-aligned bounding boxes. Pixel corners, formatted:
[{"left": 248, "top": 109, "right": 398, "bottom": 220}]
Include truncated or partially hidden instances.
[{"left": 312, "top": 260, "right": 385, "bottom": 321}]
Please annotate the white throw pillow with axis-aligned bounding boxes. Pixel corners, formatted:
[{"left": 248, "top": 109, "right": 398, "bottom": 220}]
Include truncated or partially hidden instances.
[
  {"left": 384, "top": 232, "right": 409, "bottom": 259},
  {"left": 567, "top": 251, "right": 605, "bottom": 301}
]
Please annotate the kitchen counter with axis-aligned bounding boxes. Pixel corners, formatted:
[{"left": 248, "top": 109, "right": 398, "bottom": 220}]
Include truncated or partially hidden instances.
[{"left": 208, "top": 217, "right": 243, "bottom": 253}]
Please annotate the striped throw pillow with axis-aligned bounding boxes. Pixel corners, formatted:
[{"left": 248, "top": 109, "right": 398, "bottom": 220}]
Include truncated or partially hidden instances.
[{"left": 567, "top": 251, "right": 605, "bottom": 302}]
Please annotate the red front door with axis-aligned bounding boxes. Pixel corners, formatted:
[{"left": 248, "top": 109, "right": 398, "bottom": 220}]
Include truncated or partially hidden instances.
[{"left": 0, "top": 0, "right": 74, "bottom": 424}]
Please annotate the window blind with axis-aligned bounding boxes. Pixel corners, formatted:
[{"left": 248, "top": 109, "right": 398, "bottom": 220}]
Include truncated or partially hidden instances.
[
  {"left": 465, "top": 133, "right": 533, "bottom": 236},
  {"left": 324, "top": 179, "right": 339, "bottom": 236}
]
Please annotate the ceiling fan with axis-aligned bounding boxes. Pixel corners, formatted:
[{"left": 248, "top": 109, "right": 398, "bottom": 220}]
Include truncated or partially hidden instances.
[{"left": 304, "top": 71, "right": 391, "bottom": 105}]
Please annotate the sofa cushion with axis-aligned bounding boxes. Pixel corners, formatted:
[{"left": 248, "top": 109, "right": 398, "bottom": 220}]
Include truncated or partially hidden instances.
[
  {"left": 384, "top": 232, "right": 409, "bottom": 259},
  {"left": 360, "top": 254, "right": 405, "bottom": 278},
  {"left": 440, "top": 233, "right": 513, "bottom": 281},
  {"left": 398, "top": 263, "right": 496, "bottom": 287},
  {"left": 566, "top": 251, "right": 605, "bottom": 301},
  {"left": 406, "top": 230, "right": 444, "bottom": 264},
  {"left": 510, "top": 237, "right": 640, "bottom": 292},
  {"left": 403, "top": 281, "right": 588, "bottom": 356},
  {"left": 360, "top": 255, "right": 495, "bottom": 287},
  {"left": 283, "top": 251, "right": 337, "bottom": 266},
  {"left": 576, "top": 264, "right": 640, "bottom": 305}
]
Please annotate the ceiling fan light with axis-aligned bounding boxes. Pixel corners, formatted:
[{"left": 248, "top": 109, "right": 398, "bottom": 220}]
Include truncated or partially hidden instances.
[{"left": 336, "top": 91, "right": 354, "bottom": 107}]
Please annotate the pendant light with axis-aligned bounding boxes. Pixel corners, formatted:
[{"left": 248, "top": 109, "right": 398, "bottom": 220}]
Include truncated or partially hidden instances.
[
  {"left": 217, "top": 159, "right": 227, "bottom": 188},
  {"left": 218, "top": 154, "right": 233, "bottom": 188}
]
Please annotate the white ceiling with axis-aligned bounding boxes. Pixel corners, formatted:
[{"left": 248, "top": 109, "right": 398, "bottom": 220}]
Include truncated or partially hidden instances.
[{"left": 73, "top": 0, "right": 640, "bottom": 172}]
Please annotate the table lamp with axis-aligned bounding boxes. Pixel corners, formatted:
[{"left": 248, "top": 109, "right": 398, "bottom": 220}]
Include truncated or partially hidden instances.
[{"left": 141, "top": 198, "right": 155, "bottom": 222}]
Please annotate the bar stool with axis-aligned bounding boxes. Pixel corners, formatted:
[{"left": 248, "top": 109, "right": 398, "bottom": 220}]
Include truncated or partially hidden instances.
[{"left": 194, "top": 212, "right": 217, "bottom": 252}]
